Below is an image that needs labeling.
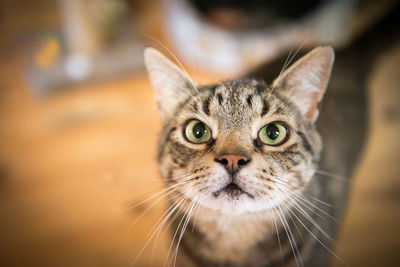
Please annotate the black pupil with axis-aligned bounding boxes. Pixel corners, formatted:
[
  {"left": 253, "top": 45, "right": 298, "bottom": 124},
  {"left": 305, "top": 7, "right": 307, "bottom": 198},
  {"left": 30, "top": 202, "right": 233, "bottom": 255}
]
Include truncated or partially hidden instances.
[
  {"left": 193, "top": 122, "right": 206, "bottom": 139},
  {"left": 266, "top": 124, "right": 280, "bottom": 140}
]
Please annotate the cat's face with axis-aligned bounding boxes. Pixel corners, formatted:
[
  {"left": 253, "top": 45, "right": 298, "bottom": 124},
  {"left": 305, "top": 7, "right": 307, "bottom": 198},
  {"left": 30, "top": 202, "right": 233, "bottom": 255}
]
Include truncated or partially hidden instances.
[{"left": 144, "top": 47, "right": 334, "bottom": 215}]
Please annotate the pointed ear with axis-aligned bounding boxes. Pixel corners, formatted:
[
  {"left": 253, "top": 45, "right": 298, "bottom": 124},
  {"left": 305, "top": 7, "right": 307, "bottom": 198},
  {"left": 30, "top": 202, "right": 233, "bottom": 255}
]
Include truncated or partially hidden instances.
[
  {"left": 272, "top": 46, "right": 335, "bottom": 123},
  {"left": 144, "top": 47, "right": 197, "bottom": 121}
]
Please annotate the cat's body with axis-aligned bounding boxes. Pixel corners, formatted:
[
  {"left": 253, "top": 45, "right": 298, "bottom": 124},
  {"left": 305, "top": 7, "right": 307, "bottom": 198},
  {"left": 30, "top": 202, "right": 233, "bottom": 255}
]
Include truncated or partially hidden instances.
[
  {"left": 143, "top": 7, "right": 399, "bottom": 267},
  {"left": 147, "top": 48, "right": 334, "bottom": 267}
]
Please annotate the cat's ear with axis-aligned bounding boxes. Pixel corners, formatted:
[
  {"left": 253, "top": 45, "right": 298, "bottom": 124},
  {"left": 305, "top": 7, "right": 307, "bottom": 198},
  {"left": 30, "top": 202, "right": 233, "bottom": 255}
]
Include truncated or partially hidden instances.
[
  {"left": 144, "top": 47, "right": 197, "bottom": 120},
  {"left": 272, "top": 46, "right": 334, "bottom": 123}
]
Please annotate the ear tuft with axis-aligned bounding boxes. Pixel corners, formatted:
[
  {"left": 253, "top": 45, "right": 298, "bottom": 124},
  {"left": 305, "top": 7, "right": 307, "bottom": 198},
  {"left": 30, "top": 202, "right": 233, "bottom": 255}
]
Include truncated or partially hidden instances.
[
  {"left": 144, "top": 47, "right": 197, "bottom": 121},
  {"left": 272, "top": 46, "right": 335, "bottom": 122}
]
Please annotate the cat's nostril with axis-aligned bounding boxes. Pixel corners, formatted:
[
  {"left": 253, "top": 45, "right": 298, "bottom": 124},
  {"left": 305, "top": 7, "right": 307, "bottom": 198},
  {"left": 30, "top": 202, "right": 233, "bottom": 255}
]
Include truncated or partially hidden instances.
[
  {"left": 238, "top": 159, "right": 247, "bottom": 166},
  {"left": 219, "top": 158, "right": 228, "bottom": 165},
  {"left": 215, "top": 153, "right": 251, "bottom": 175}
]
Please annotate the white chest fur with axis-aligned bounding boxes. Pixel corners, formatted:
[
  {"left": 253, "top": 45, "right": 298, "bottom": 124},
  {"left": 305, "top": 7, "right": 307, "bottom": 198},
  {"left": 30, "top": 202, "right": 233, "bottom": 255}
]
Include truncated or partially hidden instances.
[{"left": 192, "top": 207, "right": 274, "bottom": 263}]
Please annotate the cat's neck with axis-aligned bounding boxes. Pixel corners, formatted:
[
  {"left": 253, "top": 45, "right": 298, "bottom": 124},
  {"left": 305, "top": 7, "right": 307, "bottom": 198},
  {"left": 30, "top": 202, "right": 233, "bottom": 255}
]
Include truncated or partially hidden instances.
[
  {"left": 173, "top": 183, "right": 322, "bottom": 265},
  {"left": 180, "top": 203, "right": 275, "bottom": 263}
]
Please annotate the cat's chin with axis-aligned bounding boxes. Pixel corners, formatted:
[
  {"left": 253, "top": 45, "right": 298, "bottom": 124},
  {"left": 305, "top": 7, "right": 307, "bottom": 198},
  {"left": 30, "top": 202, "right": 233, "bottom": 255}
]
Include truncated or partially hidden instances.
[
  {"left": 212, "top": 182, "right": 254, "bottom": 199},
  {"left": 194, "top": 191, "right": 288, "bottom": 216}
]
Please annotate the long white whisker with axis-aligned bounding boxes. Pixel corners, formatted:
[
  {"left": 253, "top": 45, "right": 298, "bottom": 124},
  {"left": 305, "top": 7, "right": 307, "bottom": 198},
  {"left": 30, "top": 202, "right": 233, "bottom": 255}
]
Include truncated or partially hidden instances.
[
  {"left": 131, "top": 194, "right": 187, "bottom": 266},
  {"left": 126, "top": 189, "right": 183, "bottom": 234},
  {"left": 278, "top": 47, "right": 294, "bottom": 79},
  {"left": 269, "top": 42, "right": 307, "bottom": 97},
  {"left": 285, "top": 195, "right": 335, "bottom": 243},
  {"left": 124, "top": 186, "right": 176, "bottom": 212},
  {"left": 282, "top": 42, "right": 306, "bottom": 74},
  {"left": 151, "top": 200, "right": 185, "bottom": 263},
  {"left": 172, "top": 196, "right": 198, "bottom": 267},
  {"left": 274, "top": 176, "right": 332, "bottom": 207},
  {"left": 274, "top": 193, "right": 304, "bottom": 243},
  {"left": 271, "top": 191, "right": 303, "bottom": 267},
  {"left": 164, "top": 76, "right": 197, "bottom": 100},
  {"left": 275, "top": 184, "right": 336, "bottom": 241},
  {"left": 267, "top": 195, "right": 284, "bottom": 263},
  {"left": 281, "top": 196, "right": 348, "bottom": 267},
  {"left": 164, "top": 197, "right": 192, "bottom": 267},
  {"left": 191, "top": 197, "right": 202, "bottom": 232},
  {"left": 316, "top": 170, "right": 350, "bottom": 183},
  {"left": 291, "top": 191, "right": 339, "bottom": 223},
  {"left": 124, "top": 173, "right": 198, "bottom": 212},
  {"left": 273, "top": 179, "right": 338, "bottom": 222}
]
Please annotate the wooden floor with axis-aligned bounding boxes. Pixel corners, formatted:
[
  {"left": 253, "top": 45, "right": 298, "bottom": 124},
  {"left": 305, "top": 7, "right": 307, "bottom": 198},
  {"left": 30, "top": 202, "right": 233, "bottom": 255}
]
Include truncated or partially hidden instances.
[{"left": 0, "top": 1, "right": 399, "bottom": 266}]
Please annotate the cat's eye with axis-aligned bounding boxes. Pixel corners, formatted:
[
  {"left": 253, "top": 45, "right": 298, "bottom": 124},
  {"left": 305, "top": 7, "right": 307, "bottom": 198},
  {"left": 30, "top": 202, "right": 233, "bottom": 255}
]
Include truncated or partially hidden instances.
[
  {"left": 258, "top": 122, "right": 288, "bottom": 146},
  {"left": 184, "top": 119, "right": 212, "bottom": 144}
]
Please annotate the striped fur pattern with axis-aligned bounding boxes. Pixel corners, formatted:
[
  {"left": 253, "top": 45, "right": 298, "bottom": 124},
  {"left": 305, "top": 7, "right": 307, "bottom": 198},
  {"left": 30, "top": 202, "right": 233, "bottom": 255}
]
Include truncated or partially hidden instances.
[{"left": 144, "top": 47, "right": 335, "bottom": 266}]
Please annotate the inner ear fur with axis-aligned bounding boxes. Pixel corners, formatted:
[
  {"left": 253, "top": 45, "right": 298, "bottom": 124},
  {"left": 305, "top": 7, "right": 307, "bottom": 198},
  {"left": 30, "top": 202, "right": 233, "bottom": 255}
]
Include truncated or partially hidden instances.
[
  {"left": 272, "top": 46, "right": 335, "bottom": 122},
  {"left": 144, "top": 47, "right": 197, "bottom": 121}
]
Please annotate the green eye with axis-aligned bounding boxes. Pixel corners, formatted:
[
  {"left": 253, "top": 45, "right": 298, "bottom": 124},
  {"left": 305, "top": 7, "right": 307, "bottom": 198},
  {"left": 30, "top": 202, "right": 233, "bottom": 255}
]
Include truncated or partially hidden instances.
[
  {"left": 184, "top": 119, "right": 212, "bottom": 144},
  {"left": 259, "top": 122, "right": 288, "bottom": 146}
]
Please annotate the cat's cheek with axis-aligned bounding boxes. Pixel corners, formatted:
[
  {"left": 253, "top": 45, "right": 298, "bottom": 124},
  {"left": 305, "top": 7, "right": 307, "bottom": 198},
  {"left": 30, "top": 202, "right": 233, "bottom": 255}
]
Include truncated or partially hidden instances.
[
  {"left": 181, "top": 165, "right": 230, "bottom": 200},
  {"left": 284, "top": 164, "right": 316, "bottom": 192},
  {"left": 204, "top": 166, "right": 231, "bottom": 191},
  {"left": 159, "top": 157, "right": 174, "bottom": 180},
  {"left": 233, "top": 170, "right": 262, "bottom": 196}
]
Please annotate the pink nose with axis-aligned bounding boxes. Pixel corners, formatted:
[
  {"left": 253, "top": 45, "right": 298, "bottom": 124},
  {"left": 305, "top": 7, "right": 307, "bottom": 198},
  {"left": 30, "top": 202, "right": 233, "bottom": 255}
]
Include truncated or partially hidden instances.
[{"left": 215, "top": 153, "right": 251, "bottom": 175}]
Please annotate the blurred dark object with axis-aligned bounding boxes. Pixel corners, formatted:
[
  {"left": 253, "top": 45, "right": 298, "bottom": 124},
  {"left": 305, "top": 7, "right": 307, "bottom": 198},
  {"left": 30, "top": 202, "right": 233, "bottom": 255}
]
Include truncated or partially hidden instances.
[
  {"left": 164, "top": 0, "right": 398, "bottom": 74},
  {"left": 28, "top": 0, "right": 144, "bottom": 96},
  {"left": 190, "top": 0, "right": 323, "bottom": 29}
]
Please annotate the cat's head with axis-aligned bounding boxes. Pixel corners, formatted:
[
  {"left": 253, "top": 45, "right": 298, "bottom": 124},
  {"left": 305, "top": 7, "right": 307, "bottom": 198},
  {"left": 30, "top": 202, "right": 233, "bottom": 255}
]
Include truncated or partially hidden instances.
[{"left": 144, "top": 46, "right": 334, "bottom": 215}]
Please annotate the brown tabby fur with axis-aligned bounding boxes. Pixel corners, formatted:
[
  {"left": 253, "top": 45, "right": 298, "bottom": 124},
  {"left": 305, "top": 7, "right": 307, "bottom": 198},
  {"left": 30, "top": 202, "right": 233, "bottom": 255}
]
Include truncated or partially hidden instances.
[{"left": 143, "top": 7, "right": 399, "bottom": 266}]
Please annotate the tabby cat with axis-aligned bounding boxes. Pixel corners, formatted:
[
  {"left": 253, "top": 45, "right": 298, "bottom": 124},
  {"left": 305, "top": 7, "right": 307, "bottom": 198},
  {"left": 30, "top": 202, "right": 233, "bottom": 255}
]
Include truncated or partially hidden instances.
[{"left": 142, "top": 7, "right": 398, "bottom": 266}]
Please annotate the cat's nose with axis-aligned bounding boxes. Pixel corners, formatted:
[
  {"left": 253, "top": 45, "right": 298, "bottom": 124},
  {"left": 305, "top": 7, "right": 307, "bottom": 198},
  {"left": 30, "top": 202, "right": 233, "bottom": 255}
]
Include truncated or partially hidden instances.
[{"left": 215, "top": 153, "right": 251, "bottom": 175}]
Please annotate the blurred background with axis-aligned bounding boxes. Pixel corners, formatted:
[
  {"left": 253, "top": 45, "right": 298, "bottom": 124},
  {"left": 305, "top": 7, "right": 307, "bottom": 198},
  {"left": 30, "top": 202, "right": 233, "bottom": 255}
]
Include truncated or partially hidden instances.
[{"left": 0, "top": 0, "right": 399, "bottom": 266}]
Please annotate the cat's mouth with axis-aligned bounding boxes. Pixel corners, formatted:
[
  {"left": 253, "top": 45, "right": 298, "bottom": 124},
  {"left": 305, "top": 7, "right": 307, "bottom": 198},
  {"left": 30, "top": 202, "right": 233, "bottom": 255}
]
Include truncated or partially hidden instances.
[{"left": 213, "top": 182, "right": 253, "bottom": 199}]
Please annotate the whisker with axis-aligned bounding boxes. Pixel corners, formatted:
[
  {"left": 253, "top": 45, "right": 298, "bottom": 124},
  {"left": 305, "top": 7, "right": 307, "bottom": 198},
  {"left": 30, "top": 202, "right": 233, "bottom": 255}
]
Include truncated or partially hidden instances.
[
  {"left": 280, "top": 191, "right": 335, "bottom": 243},
  {"left": 280, "top": 196, "right": 348, "bottom": 267},
  {"left": 164, "top": 197, "right": 192, "bottom": 267},
  {"left": 315, "top": 170, "right": 350, "bottom": 183},
  {"left": 124, "top": 183, "right": 180, "bottom": 212},
  {"left": 131, "top": 194, "right": 187, "bottom": 266},
  {"left": 126, "top": 189, "right": 183, "bottom": 234},
  {"left": 269, "top": 41, "right": 306, "bottom": 97},
  {"left": 266, "top": 195, "right": 284, "bottom": 263},
  {"left": 151, "top": 200, "right": 185, "bottom": 263},
  {"left": 278, "top": 47, "right": 294, "bottom": 81},
  {"left": 273, "top": 180, "right": 338, "bottom": 222},
  {"left": 271, "top": 191, "right": 303, "bottom": 267},
  {"left": 190, "top": 199, "right": 202, "bottom": 232},
  {"left": 172, "top": 196, "right": 198, "bottom": 267},
  {"left": 274, "top": 176, "right": 333, "bottom": 207},
  {"left": 273, "top": 192, "right": 305, "bottom": 243},
  {"left": 282, "top": 42, "right": 306, "bottom": 74},
  {"left": 124, "top": 173, "right": 196, "bottom": 212},
  {"left": 291, "top": 191, "right": 339, "bottom": 223},
  {"left": 164, "top": 76, "right": 197, "bottom": 100},
  {"left": 294, "top": 202, "right": 334, "bottom": 243},
  {"left": 305, "top": 193, "right": 334, "bottom": 208}
]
